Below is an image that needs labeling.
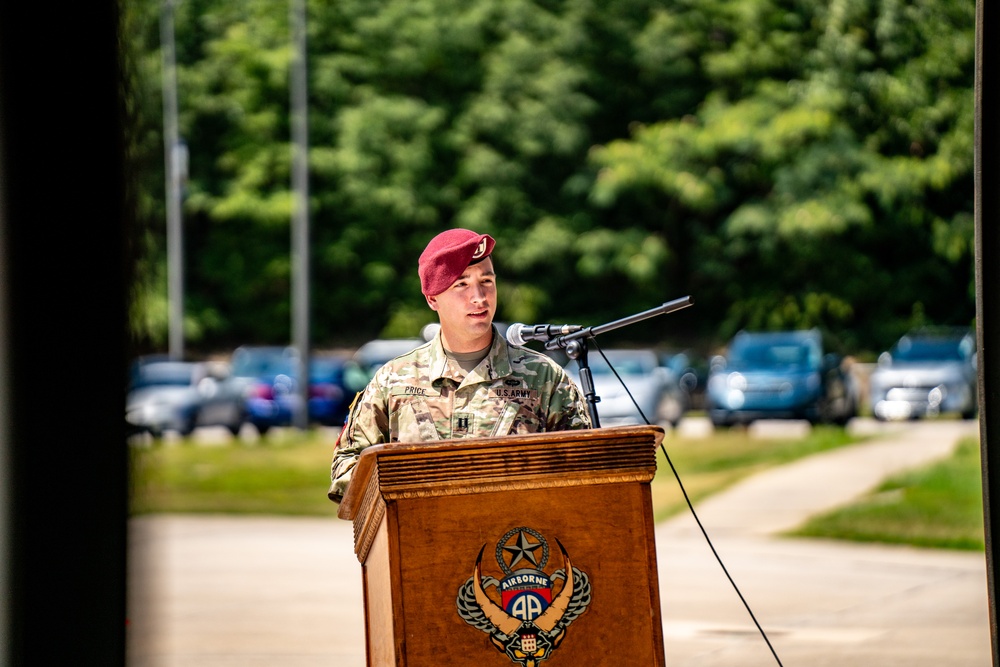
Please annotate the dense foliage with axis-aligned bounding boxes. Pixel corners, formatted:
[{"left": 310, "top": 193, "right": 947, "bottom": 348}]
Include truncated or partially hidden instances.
[{"left": 126, "top": 0, "right": 976, "bottom": 357}]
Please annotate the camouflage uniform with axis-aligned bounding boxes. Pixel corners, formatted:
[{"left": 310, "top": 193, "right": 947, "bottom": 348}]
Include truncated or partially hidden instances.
[{"left": 328, "top": 328, "right": 592, "bottom": 502}]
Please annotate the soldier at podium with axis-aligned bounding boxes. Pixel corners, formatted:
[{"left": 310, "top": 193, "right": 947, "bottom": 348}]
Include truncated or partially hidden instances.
[{"left": 328, "top": 228, "right": 592, "bottom": 503}]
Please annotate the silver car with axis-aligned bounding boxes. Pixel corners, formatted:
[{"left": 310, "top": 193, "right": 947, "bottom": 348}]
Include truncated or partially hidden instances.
[
  {"left": 126, "top": 357, "right": 246, "bottom": 437},
  {"left": 868, "top": 328, "right": 977, "bottom": 421},
  {"left": 565, "top": 348, "right": 684, "bottom": 427}
]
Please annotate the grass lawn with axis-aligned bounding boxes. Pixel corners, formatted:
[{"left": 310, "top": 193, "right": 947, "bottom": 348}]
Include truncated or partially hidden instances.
[
  {"left": 789, "top": 436, "right": 985, "bottom": 550},
  {"left": 129, "top": 424, "right": 863, "bottom": 519},
  {"left": 649, "top": 425, "right": 862, "bottom": 522},
  {"left": 129, "top": 430, "right": 342, "bottom": 516},
  {"left": 129, "top": 424, "right": 986, "bottom": 551}
]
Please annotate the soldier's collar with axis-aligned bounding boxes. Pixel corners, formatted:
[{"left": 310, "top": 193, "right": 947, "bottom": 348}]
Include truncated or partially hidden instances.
[
  {"left": 429, "top": 326, "right": 511, "bottom": 384},
  {"left": 460, "top": 329, "right": 511, "bottom": 386},
  {"left": 487, "top": 328, "right": 512, "bottom": 377}
]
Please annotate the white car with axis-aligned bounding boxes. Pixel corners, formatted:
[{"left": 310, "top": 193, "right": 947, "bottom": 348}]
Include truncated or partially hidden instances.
[
  {"left": 868, "top": 328, "right": 977, "bottom": 421},
  {"left": 565, "top": 349, "right": 683, "bottom": 427}
]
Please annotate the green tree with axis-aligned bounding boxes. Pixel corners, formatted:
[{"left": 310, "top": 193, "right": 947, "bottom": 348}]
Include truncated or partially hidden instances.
[
  {"left": 591, "top": 0, "right": 975, "bottom": 351},
  {"left": 127, "top": 0, "right": 976, "bottom": 356}
]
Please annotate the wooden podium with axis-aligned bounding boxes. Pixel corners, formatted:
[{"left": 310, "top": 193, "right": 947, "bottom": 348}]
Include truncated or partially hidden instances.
[{"left": 338, "top": 425, "right": 666, "bottom": 666}]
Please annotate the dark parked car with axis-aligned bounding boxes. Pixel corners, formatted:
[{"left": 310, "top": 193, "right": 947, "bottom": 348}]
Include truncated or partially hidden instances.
[
  {"left": 706, "top": 329, "right": 857, "bottom": 427},
  {"left": 240, "top": 351, "right": 357, "bottom": 434},
  {"left": 658, "top": 349, "right": 708, "bottom": 412},
  {"left": 126, "top": 357, "right": 246, "bottom": 438},
  {"left": 868, "top": 328, "right": 977, "bottom": 421}
]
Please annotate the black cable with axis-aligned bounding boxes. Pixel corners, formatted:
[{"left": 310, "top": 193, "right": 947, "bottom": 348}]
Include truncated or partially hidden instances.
[
  {"left": 591, "top": 341, "right": 655, "bottom": 425},
  {"left": 592, "top": 341, "right": 785, "bottom": 667},
  {"left": 656, "top": 438, "right": 785, "bottom": 666}
]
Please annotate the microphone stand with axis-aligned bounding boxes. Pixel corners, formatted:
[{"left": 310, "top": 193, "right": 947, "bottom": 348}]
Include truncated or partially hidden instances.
[{"left": 547, "top": 296, "right": 694, "bottom": 428}]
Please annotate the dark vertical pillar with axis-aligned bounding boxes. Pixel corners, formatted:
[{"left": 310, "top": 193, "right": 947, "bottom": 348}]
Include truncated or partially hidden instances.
[
  {"left": 0, "top": 0, "right": 129, "bottom": 663},
  {"left": 975, "top": 0, "right": 1000, "bottom": 664}
]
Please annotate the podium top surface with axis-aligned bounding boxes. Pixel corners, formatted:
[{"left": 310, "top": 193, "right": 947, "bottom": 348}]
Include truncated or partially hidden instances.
[{"left": 338, "top": 424, "right": 664, "bottom": 520}]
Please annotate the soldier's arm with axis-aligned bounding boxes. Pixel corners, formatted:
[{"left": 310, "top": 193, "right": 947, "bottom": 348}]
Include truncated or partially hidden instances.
[
  {"left": 327, "top": 373, "right": 392, "bottom": 503},
  {"left": 546, "top": 368, "right": 593, "bottom": 431}
]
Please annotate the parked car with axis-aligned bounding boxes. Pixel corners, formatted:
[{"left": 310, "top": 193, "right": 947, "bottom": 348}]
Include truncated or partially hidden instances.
[
  {"left": 565, "top": 348, "right": 686, "bottom": 427},
  {"left": 868, "top": 327, "right": 977, "bottom": 421},
  {"left": 351, "top": 338, "right": 426, "bottom": 381},
  {"left": 126, "top": 357, "right": 246, "bottom": 438},
  {"left": 658, "top": 349, "right": 708, "bottom": 412},
  {"left": 240, "top": 351, "right": 357, "bottom": 434},
  {"left": 229, "top": 345, "right": 299, "bottom": 384},
  {"left": 706, "top": 329, "right": 857, "bottom": 427}
]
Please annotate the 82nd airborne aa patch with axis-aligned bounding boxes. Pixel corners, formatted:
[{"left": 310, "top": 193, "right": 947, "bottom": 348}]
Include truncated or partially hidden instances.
[{"left": 456, "top": 527, "right": 592, "bottom": 666}]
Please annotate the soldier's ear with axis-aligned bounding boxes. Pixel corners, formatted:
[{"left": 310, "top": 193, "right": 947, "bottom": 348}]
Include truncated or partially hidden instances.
[{"left": 426, "top": 294, "right": 438, "bottom": 311}]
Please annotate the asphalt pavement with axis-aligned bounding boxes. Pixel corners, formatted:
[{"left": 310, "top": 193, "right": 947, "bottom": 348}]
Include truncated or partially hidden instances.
[{"left": 126, "top": 418, "right": 991, "bottom": 666}]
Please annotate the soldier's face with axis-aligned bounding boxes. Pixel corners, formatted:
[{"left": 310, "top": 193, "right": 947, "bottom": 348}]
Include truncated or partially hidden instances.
[{"left": 426, "top": 258, "right": 497, "bottom": 352}]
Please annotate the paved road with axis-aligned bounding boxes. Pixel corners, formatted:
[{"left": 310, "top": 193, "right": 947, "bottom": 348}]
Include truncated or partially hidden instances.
[{"left": 126, "top": 418, "right": 991, "bottom": 666}]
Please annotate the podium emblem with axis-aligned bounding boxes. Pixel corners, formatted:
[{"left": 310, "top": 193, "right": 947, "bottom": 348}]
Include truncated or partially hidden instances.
[{"left": 456, "top": 527, "right": 591, "bottom": 666}]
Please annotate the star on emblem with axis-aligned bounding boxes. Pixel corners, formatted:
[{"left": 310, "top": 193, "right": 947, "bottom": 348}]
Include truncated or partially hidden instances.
[{"left": 503, "top": 530, "right": 544, "bottom": 569}]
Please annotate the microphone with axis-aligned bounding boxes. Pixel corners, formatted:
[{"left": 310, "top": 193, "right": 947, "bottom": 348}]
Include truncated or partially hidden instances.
[{"left": 506, "top": 323, "right": 583, "bottom": 347}]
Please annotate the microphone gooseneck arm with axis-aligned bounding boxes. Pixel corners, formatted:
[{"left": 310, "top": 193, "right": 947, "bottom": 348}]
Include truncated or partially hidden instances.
[
  {"left": 552, "top": 296, "right": 694, "bottom": 427},
  {"left": 544, "top": 296, "right": 693, "bottom": 351}
]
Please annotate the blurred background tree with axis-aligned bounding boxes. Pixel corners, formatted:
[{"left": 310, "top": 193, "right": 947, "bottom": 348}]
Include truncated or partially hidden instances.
[{"left": 126, "top": 0, "right": 975, "bottom": 357}]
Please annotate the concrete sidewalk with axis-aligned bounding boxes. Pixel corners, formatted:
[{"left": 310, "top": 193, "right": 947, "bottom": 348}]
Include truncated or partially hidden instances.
[
  {"left": 126, "top": 419, "right": 991, "bottom": 666},
  {"left": 655, "top": 419, "right": 989, "bottom": 666}
]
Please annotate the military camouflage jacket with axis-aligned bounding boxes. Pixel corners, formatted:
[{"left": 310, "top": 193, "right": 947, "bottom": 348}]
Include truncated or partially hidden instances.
[{"left": 328, "top": 328, "right": 592, "bottom": 502}]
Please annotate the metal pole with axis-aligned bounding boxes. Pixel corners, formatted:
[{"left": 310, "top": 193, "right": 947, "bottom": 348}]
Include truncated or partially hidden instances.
[
  {"left": 290, "top": 0, "right": 311, "bottom": 429},
  {"left": 974, "top": 0, "right": 1000, "bottom": 662},
  {"left": 161, "top": 0, "right": 184, "bottom": 360}
]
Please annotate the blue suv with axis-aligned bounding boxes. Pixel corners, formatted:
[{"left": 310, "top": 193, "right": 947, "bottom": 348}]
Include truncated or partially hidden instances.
[{"left": 707, "top": 329, "right": 857, "bottom": 427}]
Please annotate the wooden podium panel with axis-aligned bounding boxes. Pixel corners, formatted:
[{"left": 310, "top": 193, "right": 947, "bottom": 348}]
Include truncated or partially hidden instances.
[{"left": 338, "top": 425, "right": 666, "bottom": 667}]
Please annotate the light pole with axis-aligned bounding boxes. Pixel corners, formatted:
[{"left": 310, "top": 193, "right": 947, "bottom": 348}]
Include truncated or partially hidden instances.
[
  {"left": 161, "top": 0, "right": 185, "bottom": 360},
  {"left": 290, "top": 0, "right": 311, "bottom": 429}
]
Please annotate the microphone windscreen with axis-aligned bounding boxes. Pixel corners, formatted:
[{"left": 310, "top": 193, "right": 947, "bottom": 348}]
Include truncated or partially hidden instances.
[{"left": 506, "top": 324, "right": 527, "bottom": 347}]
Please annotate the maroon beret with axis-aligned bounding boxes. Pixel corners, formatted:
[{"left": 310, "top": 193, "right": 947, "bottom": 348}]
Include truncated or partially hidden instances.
[{"left": 418, "top": 228, "right": 495, "bottom": 296}]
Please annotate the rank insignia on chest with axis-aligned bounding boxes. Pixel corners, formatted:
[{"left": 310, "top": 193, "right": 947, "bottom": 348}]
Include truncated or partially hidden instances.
[{"left": 453, "top": 413, "right": 472, "bottom": 434}]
